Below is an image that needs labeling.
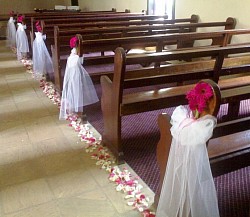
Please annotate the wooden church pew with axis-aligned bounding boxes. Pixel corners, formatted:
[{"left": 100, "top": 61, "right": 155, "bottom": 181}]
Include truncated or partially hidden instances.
[
  {"left": 30, "top": 11, "right": 151, "bottom": 37},
  {"left": 28, "top": 11, "right": 148, "bottom": 51},
  {"left": 25, "top": 8, "right": 134, "bottom": 28},
  {"left": 37, "top": 15, "right": 199, "bottom": 46},
  {"left": 52, "top": 25, "right": 242, "bottom": 93},
  {"left": 100, "top": 44, "right": 250, "bottom": 164},
  {"left": 33, "top": 8, "right": 118, "bottom": 14},
  {"left": 33, "top": 13, "right": 167, "bottom": 29},
  {"left": 36, "top": 14, "right": 170, "bottom": 43},
  {"left": 44, "top": 14, "right": 231, "bottom": 55}
]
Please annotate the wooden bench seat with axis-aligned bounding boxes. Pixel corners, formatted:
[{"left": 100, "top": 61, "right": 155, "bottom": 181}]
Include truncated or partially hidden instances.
[
  {"left": 46, "top": 15, "right": 199, "bottom": 50},
  {"left": 22, "top": 10, "right": 140, "bottom": 49},
  {"left": 26, "top": 9, "right": 134, "bottom": 29},
  {"left": 40, "top": 14, "right": 169, "bottom": 25},
  {"left": 37, "top": 14, "right": 199, "bottom": 48},
  {"left": 30, "top": 14, "right": 196, "bottom": 56},
  {"left": 52, "top": 24, "right": 240, "bottom": 93},
  {"left": 49, "top": 17, "right": 236, "bottom": 49},
  {"left": 36, "top": 14, "right": 170, "bottom": 37},
  {"left": 210, "top": 120, "right": 250, "bottom": 159},
  {"left": 120, "top": 77, "right": 250, "bottom": 115},
  {"left": 100, "top": 44, "right": 250, "bottom": 164},
  {"left": 46, "top": 14, "right": 199, "bottom": 49},
  {"left": 33, "top": 8, "right": 118, "bottom": 13}
]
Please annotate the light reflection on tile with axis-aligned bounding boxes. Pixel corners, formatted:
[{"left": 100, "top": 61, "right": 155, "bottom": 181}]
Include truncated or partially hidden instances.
[
  {"left": 0, "top": 158, "right": 45, "bottom": 187},
  {"left": 1, "top": 179, "right": 55, "bottom": 214},
  {"left": 3, "top": 202, "right": 61, "bottom": 217},
  {"left": 58, "top": 196, "right": 119, "bottom": 217},
  {"left": 24, "top": 116, "right": 65, "bottom": 143},
  {"left": 0, "top": 121, "right": 29, "bottom": 143},
  {"left": 47, "top": 169, "right": 98, "bottom": 198},
  {"left": 0, "top": 140, "right": 35, "bottom": 165},
  {"left": 0, "top": 103, "right": 22, "bottom": 122}
]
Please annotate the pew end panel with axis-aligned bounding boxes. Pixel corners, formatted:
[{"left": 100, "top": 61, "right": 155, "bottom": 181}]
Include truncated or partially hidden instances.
[
  {"left": 101, "top": 47, "right": 127, "bottom": 164},
  {"left": 52, "top": 26, "right": 62, "bottom": 93},
  {"left": 30, "top": 17, "right": 36, "bottom": 49},
  {"left": 29, "top": 31, "right": 33, "bottom": 55}
]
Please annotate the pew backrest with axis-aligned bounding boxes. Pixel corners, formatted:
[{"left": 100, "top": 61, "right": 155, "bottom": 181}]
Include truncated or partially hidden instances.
[{"left": 53, "top": 26, "right": 249, "bottom": 93}]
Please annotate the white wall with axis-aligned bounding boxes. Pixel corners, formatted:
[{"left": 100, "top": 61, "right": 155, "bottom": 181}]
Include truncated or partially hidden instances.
[
  {"left": 0, "top": 0, "right": 146, "bottom": 14},
  {"left": 175, "top": 0, "right": 250, "bottom": 43},
  {"left": 176, "top": 0, "right": 249, "bottom": 26},
  {"left": 79, "top": 0, "right": 147, "bottom": 13},
  {"left": 0, "top": 0, "right": 70, "bottom": 14}
]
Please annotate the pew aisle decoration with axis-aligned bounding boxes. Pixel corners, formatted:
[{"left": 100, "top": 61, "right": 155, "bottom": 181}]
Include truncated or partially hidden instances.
[
  {"left": 186, "top": 81, "right": 214, "bottom": 119},
  {"left": 18, "top": 57, "right": 156, "bottom": 217}
]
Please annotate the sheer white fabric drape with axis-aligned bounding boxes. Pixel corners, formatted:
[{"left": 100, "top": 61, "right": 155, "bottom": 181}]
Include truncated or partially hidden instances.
[
  {"left": 156, "top": 106, "right": 220, "bottom": 217},
  {"left": 32, "top": 32, "right": 53, "bottom": 80},
  {"left": 6, "top": 17, "right": 16, "bottom": 48},
  {"left": 59, "top": 48, "right": 99, "bottom": 119},
  {"left": 16, "top": 23, "right": 29, "bottom": 60}
]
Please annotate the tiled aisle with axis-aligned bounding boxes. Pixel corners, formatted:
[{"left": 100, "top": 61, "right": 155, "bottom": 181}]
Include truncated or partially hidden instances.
[{"left": 0, "top": 40, "right": 154, "bottom": 217}]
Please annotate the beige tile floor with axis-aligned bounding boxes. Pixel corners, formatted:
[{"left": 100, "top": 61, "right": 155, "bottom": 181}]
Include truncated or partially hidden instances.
[{"left": 0, "top": 40, "right": 155, "bottom": 217}]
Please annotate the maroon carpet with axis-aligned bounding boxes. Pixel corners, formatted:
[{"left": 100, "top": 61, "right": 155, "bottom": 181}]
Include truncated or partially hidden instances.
[{"left": 85, "top": 83, "right": 250, "bottom": 217}]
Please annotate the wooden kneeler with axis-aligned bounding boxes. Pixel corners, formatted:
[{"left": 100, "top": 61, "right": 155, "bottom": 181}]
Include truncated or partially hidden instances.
[{"left": 154, "top": 79, "right": 221, "bottom": 207}]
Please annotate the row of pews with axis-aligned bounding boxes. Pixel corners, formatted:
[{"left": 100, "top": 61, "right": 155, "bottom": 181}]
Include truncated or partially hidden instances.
[
  {"left": 50, "top": 16, "right": 236, "bottom": 92},
  {"left": 7, "top": 9, "right": 250, "bottom": 209}
]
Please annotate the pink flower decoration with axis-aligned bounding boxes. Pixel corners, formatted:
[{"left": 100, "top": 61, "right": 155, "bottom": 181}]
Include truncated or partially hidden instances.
[
  {"left": 195, "top": 82, "right": 213, "bottom": 100},
  {"left": 17, "top": 15, "right": 24, "bottom": 23},
  {"left": 140, "top": 194, "right": 146, "bottom": 200},
  {"left": 98, "top": 154, "right": 105, "bottom": 159},
  {"left": 186, "top": 89, "right": 197, "bottom": 111},
  {"left": 70, "top": 36, "right": 78, "bottom": 48},
  {"left": 126, "top": 180, "right": 135, "bottom": 186},
  {"left": 143, "top": 210, "right": 155, "bottom": 217},
  {"left": 98, "top": 147, "right": 104, "bottom": 151},
  {"left": 36, "top": 25, "right": 42, "bottom": 32},
  {"left": 35, "top": 21, "right": 40, "bottom": 26},
  {"left": 115, "top": 177, "right": 122, "bottom": 184},
  {"left": 89, "top": 137, "right": 96, "bottom": 143},
  {"left": 186, "top": 82, "right": 214, "bottom": 117}
]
